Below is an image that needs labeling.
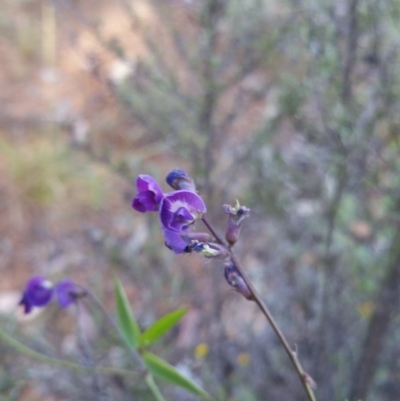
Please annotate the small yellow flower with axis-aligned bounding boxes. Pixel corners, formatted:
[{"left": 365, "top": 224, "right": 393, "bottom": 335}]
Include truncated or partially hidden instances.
[
  {"left": 194, "top": 343, "right": 209, "bottom": 359},
  {"left": 237, "top": 352, "right": 251, "bottom": 367}
]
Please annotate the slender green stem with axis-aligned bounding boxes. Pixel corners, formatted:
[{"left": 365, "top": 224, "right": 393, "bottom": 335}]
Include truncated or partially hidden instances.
[
  {"left": 202, "top": 216, "right": 317, "bottom": 401},
  {"left": 82, "top": 288, "right": 145, "bottom": 369},
  {"left": 146, "top": 373, "right": 167, "bottom": 401},
  {"left": 0, "top": 325, "right": 134, "bottom": 377},
  {"left": 82, "top": 288, "right": 168, "bottom": 401},
  {"left": 1, "top": 289, "right": 167, "bottom": 401}
]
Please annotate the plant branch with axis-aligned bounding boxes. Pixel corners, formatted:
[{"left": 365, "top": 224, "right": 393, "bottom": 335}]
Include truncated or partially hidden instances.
[
  {"left": 202, "top": 216, "right": 317, "bottom": 401},
  {"left": 342, "top": 0, "right": 360, "bottom": 102},
  {"left": 0, "top": 324, "right": 135, "bottom": 378},
  {"left": 348, "top": 213, "right": 400, "bottom": 400},
  {"left": 81, "top": 288, "right": 145, "bottom": 368},
  {"left": 80, "top": 288, "right": 167, "bottom": 401}
]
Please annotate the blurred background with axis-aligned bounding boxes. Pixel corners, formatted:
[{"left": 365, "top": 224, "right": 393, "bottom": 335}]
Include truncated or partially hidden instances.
[{"left": 1, "top": 0, "right": 400, "bottom": 400}]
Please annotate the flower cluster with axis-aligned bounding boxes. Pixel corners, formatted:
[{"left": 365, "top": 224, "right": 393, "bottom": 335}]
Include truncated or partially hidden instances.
[
  {"left": 132, "top": 169, "right": 252, "bottom": 300},
  {"left": 132, "top": 169, "right": 207, "bottom": 254},
  {"left": 19, "top": 276, "right": 82, "bottom": 314}
]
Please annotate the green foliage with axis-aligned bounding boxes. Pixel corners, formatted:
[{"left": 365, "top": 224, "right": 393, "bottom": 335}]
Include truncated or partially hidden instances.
[
  {"left": 142, "top": 352, "right": 210, "bottom": 399},
  {"left": 113, "top": 281, "right": 207, "bottom": 398},
  {"left": 114, "top": 279, "right": 141, "bottom": 350},
  {"left": 141, "top": 308, "right": 188, "bottom": 347},
  {"left": 114, "top": 280, "right": 189, "bottom": 350}
]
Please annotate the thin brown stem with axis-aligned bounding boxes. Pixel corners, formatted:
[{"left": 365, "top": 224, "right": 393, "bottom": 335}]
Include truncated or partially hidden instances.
[{"left": 202, "top": 216, "right": 317, "bottom": 401}]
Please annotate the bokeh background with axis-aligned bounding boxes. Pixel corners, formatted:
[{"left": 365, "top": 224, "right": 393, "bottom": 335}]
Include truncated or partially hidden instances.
[{"left": 1, "top": 0, "right": 400, "bottom": 400}]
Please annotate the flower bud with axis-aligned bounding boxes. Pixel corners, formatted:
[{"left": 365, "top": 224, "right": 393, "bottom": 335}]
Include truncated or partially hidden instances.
[
  {"left": 224, "top": 262, "right": 252, "bottom": 300},
  {"left": 166, "top": 169, "right": 196, "bottom": 192},
  {"left": 223, "top": 200, "right": 250, "bottom": 246}
]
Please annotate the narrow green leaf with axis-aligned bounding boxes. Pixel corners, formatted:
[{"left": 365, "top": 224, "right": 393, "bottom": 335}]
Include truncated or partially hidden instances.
[
  {"left": 114, "top": 279, "right": 141, "bottom": 349},
  {"left": 141, "top": 308, "right": 188, "bottom": 347},
  {"left": 142, "top": 352, "right": 210, "bottom": 399}
]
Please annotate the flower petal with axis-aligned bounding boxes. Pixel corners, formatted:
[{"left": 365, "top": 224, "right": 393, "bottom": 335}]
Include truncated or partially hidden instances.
[
  {"left": 162, "top": 227, "right": 191, "bottom": 254},
  {"left": 56, "top": 279, "right": 80, "bottom": 308},
  {"left": 132, "top": 191, "right": 160, "bottom": 212},
  {"left": 160, "top": 190, "right": 206, "bottom": 230},
  {"left": 132, "top": 175, "right": 164, "bottom": 213},
  {"left": 19, "top": 292, "right": 33, "bottom": 314},
  {"left": 20, "top": 276, "right": 54, "bottom": 313},
  {"left": 136, "top": 175, "right": 163, "bottom": 203}
]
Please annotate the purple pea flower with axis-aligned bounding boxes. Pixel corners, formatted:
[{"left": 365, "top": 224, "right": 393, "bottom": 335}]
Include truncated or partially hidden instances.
[
  {"left": 131, "top": 171, "right": 208, "bottom": 254},
  {"left": 56, "top": 279, "right": 83, "bottom": 308},
  {"left": 20, "top": 276, "right": 83, "bottom": 314},
  {"left": 132, "top": 175, "right": 164, "bottom": 213},
  {"left": 159, "top": 190, "right": 207, "bottom": 254},
  {"left": 160, "top": 190, "right": 206, "bottom": 231},
  {"left": 19, "top": 276, "right": 54, "bottom": 314}
]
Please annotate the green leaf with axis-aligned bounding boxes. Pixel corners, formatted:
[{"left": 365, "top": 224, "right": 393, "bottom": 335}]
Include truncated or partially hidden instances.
[
  {"left": 141, "top": 308, "right": 188, "bottom": 347},
  {"left": 142, "top": 352, "right": 210, "bottom": 399},
  {"left": 114, "top": 279, "right": 141, "bottom": 349}
]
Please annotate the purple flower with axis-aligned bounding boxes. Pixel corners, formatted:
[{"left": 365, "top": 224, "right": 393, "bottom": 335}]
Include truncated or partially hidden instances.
[
  {"left": 159, "top": 191, "right": 206, "bottom": 254},
  {"left": 19, "top": 276, "right": 54, "bottom": 314},
  {"left": 160, "top": 190, "right": 206, "bottom": 231},
  {"left": 132, "top": 175, "right": 164, "bottom": 213},
  {"left": 20, "top": 276, "right": 83, "bottom": 314},
  {"left": 131, "top": 172, "right": 208, "bottom": 254},
  {"left": 166, "top": 169, "right": 196, "bottom": 192},
  {"left": 56, "top": 279, "right": 82, "bottom": 308}
]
